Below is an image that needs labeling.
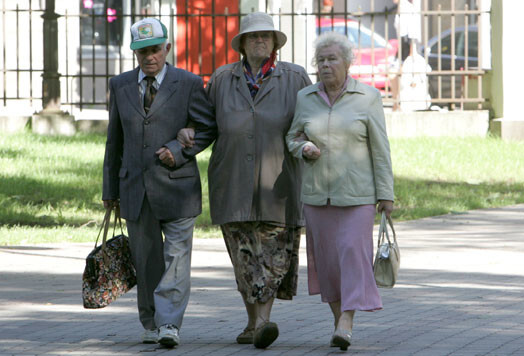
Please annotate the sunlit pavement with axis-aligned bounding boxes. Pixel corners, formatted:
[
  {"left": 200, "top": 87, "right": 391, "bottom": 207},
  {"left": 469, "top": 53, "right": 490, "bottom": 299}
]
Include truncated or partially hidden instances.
[{"left": 1, "top": 205, "right": 524, "bottom": 356}]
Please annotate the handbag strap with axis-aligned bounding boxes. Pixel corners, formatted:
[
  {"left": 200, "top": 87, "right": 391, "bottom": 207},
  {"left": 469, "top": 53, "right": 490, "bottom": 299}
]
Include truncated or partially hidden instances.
[
  {"left": 101, "top": 206, "right": 118, "bottom": 265},
  {"left": 94, "top": 207, "right": 113, "bottom": 249},
  {"left": 377, "top": 211, "right": 397, "bottom": 246},
  {"left": 101, "top": 207, "right": 114, "bottom": 252},
  {"left": 387, "top": 214, "right": 397, "bottom": 245},
  {"left": 111, "top": 205, "right": 125, "bottom": 237}
]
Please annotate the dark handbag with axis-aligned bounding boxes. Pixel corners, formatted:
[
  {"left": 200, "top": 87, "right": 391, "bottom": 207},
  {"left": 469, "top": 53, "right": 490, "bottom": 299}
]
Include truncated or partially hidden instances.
[
  {"left": 373, "top": 211, "right": 400, "bottom": 288},
  {"left": 82, "top": 206, "right": 136, "bottom": 309}
]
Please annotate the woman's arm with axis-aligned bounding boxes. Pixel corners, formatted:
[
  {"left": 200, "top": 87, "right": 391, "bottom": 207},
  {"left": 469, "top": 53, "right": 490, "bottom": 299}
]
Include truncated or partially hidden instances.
[
  {"left": 367, "top": 91, "right": 395, "bottom": 205},
  {"left": 286, "top": 95, "right": 319, "bottom": 159}
]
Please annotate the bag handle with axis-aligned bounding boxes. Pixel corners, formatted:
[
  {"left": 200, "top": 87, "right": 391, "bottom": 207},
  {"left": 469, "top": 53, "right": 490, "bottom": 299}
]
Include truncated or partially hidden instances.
[
  {"left": 94, "top": 207, "right": 113, "bottom": 250},
  {"left": 377, "top": 211, "right": 397, "bottom": 247},
  {"left": 93, "top": 205, "right": 125, "bottom": 249},
  {"left": 111, "top": 205, "right": 125, "bottom": 238},
  {"left": 94, "top": 206, "right": 125, "bottom": 261}
]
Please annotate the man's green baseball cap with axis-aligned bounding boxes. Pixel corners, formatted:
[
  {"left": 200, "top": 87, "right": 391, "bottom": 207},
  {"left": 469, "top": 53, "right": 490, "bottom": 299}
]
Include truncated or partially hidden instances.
[{"left": 130, "top": 18, "right": 168, "bottom": 50}]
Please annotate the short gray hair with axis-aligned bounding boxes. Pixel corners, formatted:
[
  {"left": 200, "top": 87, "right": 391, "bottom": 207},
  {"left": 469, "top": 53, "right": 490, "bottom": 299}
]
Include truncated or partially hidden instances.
[{"left": 312, "top": 31, "right": 354, "bottom": 66}]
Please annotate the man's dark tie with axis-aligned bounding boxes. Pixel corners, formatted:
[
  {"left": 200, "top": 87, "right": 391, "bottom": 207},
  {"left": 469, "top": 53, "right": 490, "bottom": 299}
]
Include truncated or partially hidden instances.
[{"left": 143, "top": 76, "right": 157, "bottom": 113}]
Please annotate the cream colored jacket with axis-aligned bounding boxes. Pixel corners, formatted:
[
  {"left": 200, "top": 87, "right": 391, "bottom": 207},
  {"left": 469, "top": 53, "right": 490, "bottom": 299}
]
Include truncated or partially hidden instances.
[{"left": 286, "top": 77, "right": 394, "bottom": 206}]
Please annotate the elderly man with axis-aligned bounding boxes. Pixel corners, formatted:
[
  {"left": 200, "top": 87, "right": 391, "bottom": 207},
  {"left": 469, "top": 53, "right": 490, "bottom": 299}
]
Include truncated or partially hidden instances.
[{"left": 102, "top": 18, "right": 216, "bottom": 347}]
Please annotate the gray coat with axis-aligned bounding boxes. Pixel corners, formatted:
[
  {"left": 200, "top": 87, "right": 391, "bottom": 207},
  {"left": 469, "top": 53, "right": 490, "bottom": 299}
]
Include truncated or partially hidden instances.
[
  {"left": 102, "top": 64, "right": 216, "bottom": 221},
  {"left": 206, "top": 61, "right": 312, "bottom": 227}
]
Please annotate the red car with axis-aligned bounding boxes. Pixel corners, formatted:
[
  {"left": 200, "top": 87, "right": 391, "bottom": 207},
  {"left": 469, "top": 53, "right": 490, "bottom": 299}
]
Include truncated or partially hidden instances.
[{"left": 317, "top": 18, "right": 399, "bottom": 90}]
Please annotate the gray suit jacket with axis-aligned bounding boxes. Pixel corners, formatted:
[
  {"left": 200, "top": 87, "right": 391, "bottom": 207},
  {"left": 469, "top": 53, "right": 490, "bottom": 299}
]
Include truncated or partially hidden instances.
[{"left": 102, "top": 64, "right": 216, "bottom": 221}]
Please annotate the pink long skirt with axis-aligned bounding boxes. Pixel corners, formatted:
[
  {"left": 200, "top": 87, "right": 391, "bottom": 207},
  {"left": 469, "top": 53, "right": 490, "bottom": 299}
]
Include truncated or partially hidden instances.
[{"left": 303, "top": 203, "right": 382, "bottom": 312}]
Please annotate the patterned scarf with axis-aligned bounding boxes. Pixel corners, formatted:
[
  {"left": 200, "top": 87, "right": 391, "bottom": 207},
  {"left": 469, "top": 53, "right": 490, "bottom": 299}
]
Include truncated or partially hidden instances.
[{"left": 243, "top": 51, "right": 277, "bottom": 98}]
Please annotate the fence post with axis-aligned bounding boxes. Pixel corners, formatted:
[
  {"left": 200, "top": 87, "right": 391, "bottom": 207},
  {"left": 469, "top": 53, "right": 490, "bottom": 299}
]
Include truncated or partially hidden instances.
[
  {"left": 32, "top": 0, "right": 76, "bottom": 135},
  {"left": 41, "top": 0, "right": 61, "bottom": 112}
]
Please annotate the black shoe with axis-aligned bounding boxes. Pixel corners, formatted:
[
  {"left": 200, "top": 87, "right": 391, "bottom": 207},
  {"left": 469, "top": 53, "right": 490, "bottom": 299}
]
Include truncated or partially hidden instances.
[{"left": 253, "top": 321, "right": 279, "bottom": 349}]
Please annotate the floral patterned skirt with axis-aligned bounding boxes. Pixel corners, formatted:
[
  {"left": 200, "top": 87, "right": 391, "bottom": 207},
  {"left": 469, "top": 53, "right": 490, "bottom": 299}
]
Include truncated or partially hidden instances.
[{"left": 221, "top": 221, "right": 301, "bottom": 304}]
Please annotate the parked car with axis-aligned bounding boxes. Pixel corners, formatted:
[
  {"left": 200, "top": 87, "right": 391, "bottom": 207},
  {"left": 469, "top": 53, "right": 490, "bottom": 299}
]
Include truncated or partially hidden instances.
[
  {"left": 317, "top": 18, "right": 399, "bottom": 90},
  {"left": 423, "top": 25, "right": 479, "bottom": 101}
]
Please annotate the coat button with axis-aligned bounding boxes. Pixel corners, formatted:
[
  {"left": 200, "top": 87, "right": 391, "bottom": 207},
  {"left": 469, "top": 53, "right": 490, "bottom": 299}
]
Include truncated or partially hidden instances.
[
  {"left": 246, "top": 154, "right": 253, "bottom": 161},
  {"left": 248, "top": 134, "right": 254, "bottom": 139},
  {"left": 144, "top": 120, "right": 150, "bottom": 125}
]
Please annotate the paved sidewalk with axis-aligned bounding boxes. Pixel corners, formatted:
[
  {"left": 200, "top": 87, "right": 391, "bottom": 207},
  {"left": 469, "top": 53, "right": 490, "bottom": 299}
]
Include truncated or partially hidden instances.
[{"left": 1, "top": 205, "right": 524, "bottom": 356}]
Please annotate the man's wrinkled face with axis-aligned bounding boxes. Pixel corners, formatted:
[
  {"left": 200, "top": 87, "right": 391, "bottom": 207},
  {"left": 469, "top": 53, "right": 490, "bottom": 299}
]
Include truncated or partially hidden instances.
[{"left": 134, "top": 43, "right": 171, "bottom": 76}]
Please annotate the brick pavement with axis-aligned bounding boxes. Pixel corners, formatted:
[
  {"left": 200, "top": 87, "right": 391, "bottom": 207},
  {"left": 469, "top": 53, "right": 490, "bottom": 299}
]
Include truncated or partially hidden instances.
[{"left": 1, "top": 205, "right": 524, "bottom": 356}]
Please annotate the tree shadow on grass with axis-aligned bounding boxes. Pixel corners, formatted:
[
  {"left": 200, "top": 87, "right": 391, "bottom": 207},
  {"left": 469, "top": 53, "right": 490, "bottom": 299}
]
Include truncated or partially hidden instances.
[
  {"left": 28, "top": 132, "right": 107, "bottom": 145},
  {"left": 0, "top": 147, "right": 25, "bottom": 159},
  {"left": 392, "top": 176, "right": 524, "bottom": 221},
  {"left": 0, "top": 174, "right": 104, "bottom": 227},
  {"left": 2, "top": 168, "right": 523, "bottom": 229}
]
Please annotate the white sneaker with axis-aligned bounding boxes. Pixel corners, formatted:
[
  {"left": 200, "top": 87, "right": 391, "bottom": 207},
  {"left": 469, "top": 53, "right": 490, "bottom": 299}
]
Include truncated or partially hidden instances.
[
  {"left": 158, "top": 324, "right": 180, "bottom": 347},
  {"left": 142, "top": 328, "right": 158, "bottom": 344}
]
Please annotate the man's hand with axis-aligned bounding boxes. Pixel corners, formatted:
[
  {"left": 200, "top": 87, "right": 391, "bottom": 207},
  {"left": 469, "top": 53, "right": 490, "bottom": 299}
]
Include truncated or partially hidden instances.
[
  {"left": 177, "top": 128, "right": 195, "bottom": 148},
  {"left": 156, "top": 147, "right": 175, "bottom": 167},
  {"left": 103, "top": 199, "right": 119, "bottom": 209},
  {"left": 302, "top": 143, "right": 321, "bottom": 160},
  {"left": 377, "top": 200, "right": 394, "bottom": 219}
]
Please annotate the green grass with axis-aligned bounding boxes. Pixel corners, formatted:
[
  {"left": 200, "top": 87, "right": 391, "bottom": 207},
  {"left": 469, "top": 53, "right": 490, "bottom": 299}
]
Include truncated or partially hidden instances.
[
  {"left": 1, "top": 131, "right": 523, "bottom": 245},
  {"left": 391, "top": 136, "right": 524, "bottom": 219}
]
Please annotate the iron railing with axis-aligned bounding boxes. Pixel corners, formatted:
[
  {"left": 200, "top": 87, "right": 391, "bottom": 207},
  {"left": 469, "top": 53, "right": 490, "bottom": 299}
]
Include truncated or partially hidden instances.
[{"left": 0, "top": 0, "right": 490, "bottom": 115}]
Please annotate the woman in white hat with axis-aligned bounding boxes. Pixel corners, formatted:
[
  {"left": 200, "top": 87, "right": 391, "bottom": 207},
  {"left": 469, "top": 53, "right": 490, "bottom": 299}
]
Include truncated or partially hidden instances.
[{"left": 178, "top": 11, "right": 311, "bottom": 349}]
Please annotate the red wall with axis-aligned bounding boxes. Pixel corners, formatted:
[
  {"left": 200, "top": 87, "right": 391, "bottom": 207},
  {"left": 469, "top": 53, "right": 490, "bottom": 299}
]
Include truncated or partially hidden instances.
[{"left": 176, "top": 0, "right": 240, "bottom": 83}]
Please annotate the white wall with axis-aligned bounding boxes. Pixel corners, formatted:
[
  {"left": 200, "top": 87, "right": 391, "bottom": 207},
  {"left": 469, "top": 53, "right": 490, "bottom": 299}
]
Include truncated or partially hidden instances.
[
  {"left": 490, "top": 0, "right": 522, "bottom": 120},
  {"left": 499, "top": 0, "right": 522, "bottom": 120}
]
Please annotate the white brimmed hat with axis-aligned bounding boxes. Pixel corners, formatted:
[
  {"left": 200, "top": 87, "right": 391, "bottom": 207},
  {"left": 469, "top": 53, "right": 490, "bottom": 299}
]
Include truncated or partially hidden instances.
[
  {"left": 231, "top": 12, "right": 287, "bottom": 53},
  {"left": 130, "top": 18, "right": 168, "bottom": 50}
]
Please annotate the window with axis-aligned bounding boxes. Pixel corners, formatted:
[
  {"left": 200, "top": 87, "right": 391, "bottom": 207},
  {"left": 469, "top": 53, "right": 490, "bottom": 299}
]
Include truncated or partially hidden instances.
[
  {"left": 432, "top": 33, "right": 452, "bottom": 56},
  {"left": 80, "top": 0, "right": 123, "bottom": 46},
  {"left": 456, "top": 29, "right": 478, "bottom": 59},
  {"left": 431, "top": 28, "right": 478, "bottom": 59}
]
